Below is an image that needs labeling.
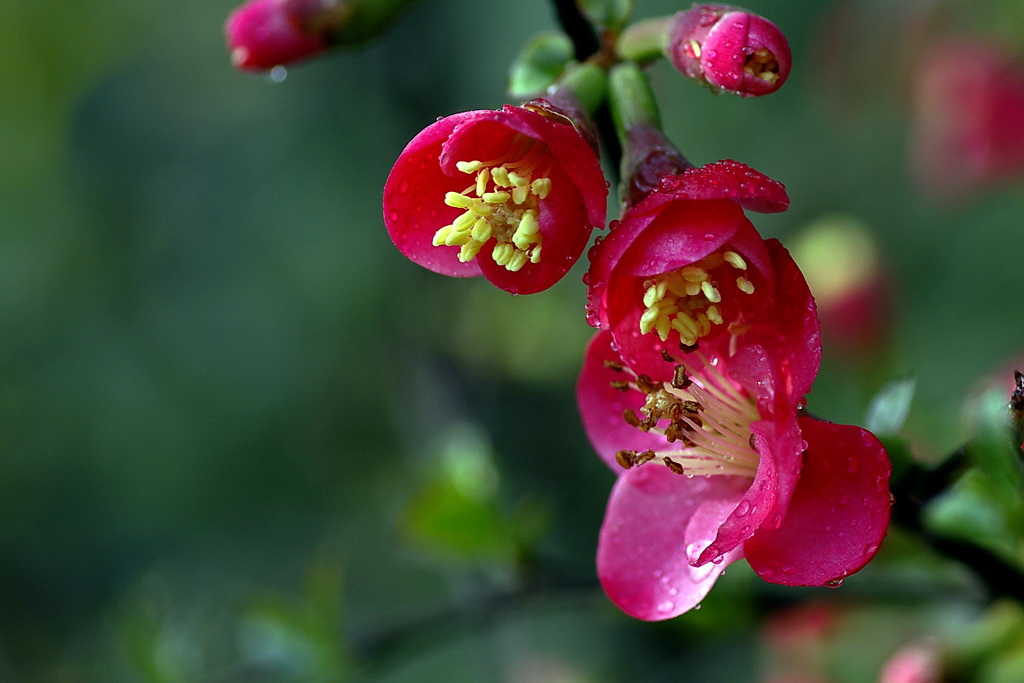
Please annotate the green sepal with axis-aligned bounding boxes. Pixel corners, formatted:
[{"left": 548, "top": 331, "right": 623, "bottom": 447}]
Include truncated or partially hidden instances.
[
  {"left": 507, "top": 32, "right": 574, "bottom": 100},
  {"left": 615, "top": 16, "right": 673, "bottom": 64},
  {"left": 331, "top": 0, "right": 424, "bottom": 45},
  {"left": 577, "top": 0, "right": 634, "bottom": 31}
]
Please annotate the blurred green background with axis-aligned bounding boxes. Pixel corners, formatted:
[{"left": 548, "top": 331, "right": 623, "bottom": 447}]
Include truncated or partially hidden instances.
[{"left": 3, "top": 0, "right": 1024, "bottom": 680}]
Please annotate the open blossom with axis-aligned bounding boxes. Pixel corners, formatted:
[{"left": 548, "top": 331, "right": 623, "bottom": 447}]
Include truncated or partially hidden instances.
[
  {"left": 585, "top": 160, "right": 801, "bottom": 382},
  {"left": 384, "top": 104, "right": 607, "bottom": 295},
  {"left": 577, "top": 325, "right": 891, "bottom": 620},
  {"left": 667, "top": 4, "right": 791, "bottom": 97}
]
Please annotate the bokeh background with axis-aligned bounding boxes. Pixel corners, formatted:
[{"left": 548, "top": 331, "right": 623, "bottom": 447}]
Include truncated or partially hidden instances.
[{"left": 4, "top": 0, "right": 1024, "bottom": 680}]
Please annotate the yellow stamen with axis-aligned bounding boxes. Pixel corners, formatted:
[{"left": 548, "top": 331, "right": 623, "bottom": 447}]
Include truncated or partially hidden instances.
[
  {"left": 433, "top": 138, "right": 552, "bottom": 272},
  {"left": 723, "top": 251, "right": 747, "bottom": 270},
  {"left": 736, "top": 276, "right": 755, "bottom": 294}
]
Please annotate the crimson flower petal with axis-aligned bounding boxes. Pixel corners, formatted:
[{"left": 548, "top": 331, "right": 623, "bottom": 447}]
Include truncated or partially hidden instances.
[
  {"left": 744, "top": 416, "right": 892, "bottom": 586},
  {"left": 577, "top": 331, "right": 668, "bottom": 471},
  {"left": 660, "top": 160, "right": 790, "bottom": 213},
  {"left": 597, "top": 465, "right": 747, "bottom": 620}
]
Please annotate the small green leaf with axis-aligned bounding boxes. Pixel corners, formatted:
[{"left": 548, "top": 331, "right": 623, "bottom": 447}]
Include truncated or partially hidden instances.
[
  {"left": 508, "top": 32, "right": 574, "bottom": 99},
  {"left": 863, "top": 375, "right": 916, "bottom": 436}
]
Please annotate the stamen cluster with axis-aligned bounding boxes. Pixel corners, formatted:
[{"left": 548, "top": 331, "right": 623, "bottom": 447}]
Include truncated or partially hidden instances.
[{"left": 433, "top": 152, "right": 552, "bottom": 272}]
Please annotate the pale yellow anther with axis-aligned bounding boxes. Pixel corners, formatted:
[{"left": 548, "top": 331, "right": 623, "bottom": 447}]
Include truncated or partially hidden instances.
[
  {"left": 507, "top": 251, "right": 529, "bottom": 272},
  {"left": 482, "top": 191, "right": 511, "bottom": 204},
  {"left": 444, "top": 229, "right": 465, "bottom": 247},
  {"left": 723, "top": 251, "right": 747, "bottom": 270},
  {"left": 701, "top": 281, "right": 722, "bottom": 303},
  {"left": 458, "top": 242, "right": 483, "bottom": 262},
  {"left": 492, "top": 242, "right": 514, "bottom": 266},
  {"left": 471, "top": 218, "right": 492, "bottom": 242},
  {"left": 475, "top": 169, "right": 490, "bottom": 197},
  {"left": 433, "top": 225, "right": 453, "bottom": 246},
  {"left": 673, "top": 312, "right": 699, "bottom": 337},
  {"left": 643, "top": 285, "right": 660, "bottom": 308},
  {"left": 531, "top": 178, "right": 552, "bottom": 198},
  {"left": 639, "top": 308, "right": 660, "bottom": 335},
  {"left": 685, "top": 282, "right": 702, "bottom": 296},
  {"left": 529, "top": 245, "right": 542, "bottom": 263},
  {"left": 491, "top": 167, "right": 511, "bottom": 187},
  {"left": 445, "top": 192, "right": 474, "bottom": 209},
  {"left": 456, "top": 160, "right": 484, "bottom": 173},
  {"left": 695, "top": 314, "right": 712, "bottom": 337},
  {"left": 736, "top": 276, "right": 755, "bottom": 294},
  {"left": 681, "top": 266, "right": 708, "bottom": 283},
  {"left": 707, "top": 305, "right": 723, "bottom": 325},
  {"left": 516, "top": 210, "right": 539, "bottom": 236},
  {"left": 508, "top": 172, "right": 529, "bottom": 187},
  {"left": 512, "top": 185, "right": 529, "bottom": 205},
  {"left": 453, "top": 211, "right": 476, "bottom": 230},
  {"left": 655, "top": 316, "right": 671, "bottom": 342},
  {"left": 689, "top": 39, "right": 701, "bottom": 58}
]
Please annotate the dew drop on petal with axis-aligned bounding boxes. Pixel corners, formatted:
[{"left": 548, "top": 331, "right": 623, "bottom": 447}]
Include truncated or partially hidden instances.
[
  {"left": 734, "top": 499, "right": 751, "bottom": 517},
  {"left": 657, "top": 600, "right": 676, "bottom": 614},
  {"left": 398, "top": 179, "right": 410, "bottom": 193},
  {"left": 826, "top": 578, "right": 844, "bottom": 588}
]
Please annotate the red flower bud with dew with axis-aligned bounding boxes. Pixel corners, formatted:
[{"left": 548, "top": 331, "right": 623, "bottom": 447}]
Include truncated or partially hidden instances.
[
  {"left": 384, "top": 104, "right": 607, "bottom": 294},
  {"left": 226, "top": 0, "right": 343, "bottom": 72},
  {"left": 667, "top": 4, "right": 791, "bottom": 97}
]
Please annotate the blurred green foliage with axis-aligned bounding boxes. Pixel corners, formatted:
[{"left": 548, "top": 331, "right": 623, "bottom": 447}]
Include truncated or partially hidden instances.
[{"left": 3, "top": 0, "right": 1024, "bottom": 680}]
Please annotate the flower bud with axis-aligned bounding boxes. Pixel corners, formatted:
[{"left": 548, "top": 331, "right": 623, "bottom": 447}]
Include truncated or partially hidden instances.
[
  {"left": 666, "top": 4, "right": 791, "bottom": 97},
  {"left": 225, "top": 0, "right": 342, "bottom": 72},
  {"left": 790, "top": 214, "right": 890, "bottom": 359}
]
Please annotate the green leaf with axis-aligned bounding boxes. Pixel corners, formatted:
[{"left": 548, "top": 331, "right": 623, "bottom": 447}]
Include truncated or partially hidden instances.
[
  {"left": 863, "top": 375, "right": 916, "bottom": 436},
  {"left": 507, "top": 32, "right": 574, "bottom": 99}
]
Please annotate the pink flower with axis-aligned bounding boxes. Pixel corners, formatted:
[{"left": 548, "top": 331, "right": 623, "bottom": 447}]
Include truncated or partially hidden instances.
[
  {"left": 577, "top": 327, "right": 891, "bottom": 620},
  {"left": 584, "top": 160, "right": 801, "bottom": 382},
  {"left": 384, "top": 104, "right": 607, "bottom": 294},
  {"left": 910, "top": 39, "right": 1024, "bottom": 200},
  {"left": 667, "top": 4, "right": 792, "bottom": 97},
  {"left": 225, "top": 0, "right": 336, "bottom": 72}
]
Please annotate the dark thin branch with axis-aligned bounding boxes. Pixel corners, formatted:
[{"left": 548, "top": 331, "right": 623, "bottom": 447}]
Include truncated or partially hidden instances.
[{"left": 552, "top": 0, "right": 600, "bottom": 60}]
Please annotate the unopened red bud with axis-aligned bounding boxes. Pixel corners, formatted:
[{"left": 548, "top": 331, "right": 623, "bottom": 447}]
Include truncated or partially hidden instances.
[
  {"left": 226, "top": 0, "right": 340, "bottom": 72},
  {"left": 667, "top": 4, "right": 791, "bottom": 97}
]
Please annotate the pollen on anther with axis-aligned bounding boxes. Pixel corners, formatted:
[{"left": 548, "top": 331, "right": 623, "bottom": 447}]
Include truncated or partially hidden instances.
[
  {"left": 700, "top": 281, "right": 721, "bottom": 303},
  {"left": 736, "top": 276, "right": 755, "bottom": 294}
]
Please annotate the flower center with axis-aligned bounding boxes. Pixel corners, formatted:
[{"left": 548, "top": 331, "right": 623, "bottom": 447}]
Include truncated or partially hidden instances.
[
  {"left": 639, "top": 249, "right": 755, "bottom": 347},
  {"left": 606, "top": 353, "right": 761, "bottom": 478},
  {"left": 744, "top": 48, "right": 780, "bottom": 83},
  {"left": 432, "top": 139, "right": 552, "bottom": 272}
]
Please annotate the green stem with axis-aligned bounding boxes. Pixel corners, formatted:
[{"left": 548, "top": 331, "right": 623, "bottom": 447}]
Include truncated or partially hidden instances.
[{"left": 616, "top": 16, "right": 673, "bottom": 64}]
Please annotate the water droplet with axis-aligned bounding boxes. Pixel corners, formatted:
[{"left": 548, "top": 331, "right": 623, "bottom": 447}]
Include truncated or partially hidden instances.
[
  {"left": 268, "top": 65, "right": 288, "bottom": 83},
  {"left": 782, "top": 565, "right": 794, "bottom": 575},
  {"left": 826, "top": 578, "right": 844, "bottom": 588},
  {"left": 656, "top": 600, "right": 676, "bottom": 614},
  {"left": 863, "top": 543, "right": 879, "bottom": 557},
  {"left": 735, "top": 499, "right": 751, "bottom": 517},
  {"left": 388, "top": 211, "right": 399, "bottom": 222},
  {"left": 706, "top": 49, "right": 718, "bottom": 60},
  {"left": 693, "top": 603, "right": 702, "bottom": 610},
  {"left": 398, "top": 179, "right": 410, "bottom": 193}
]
